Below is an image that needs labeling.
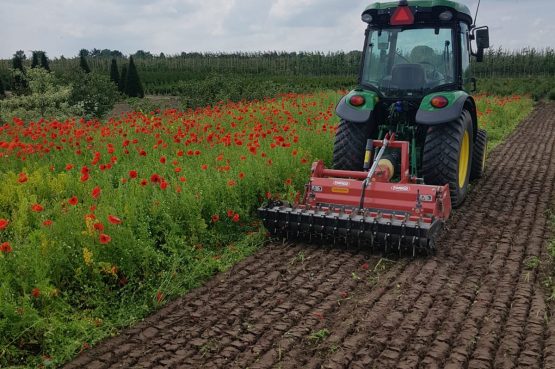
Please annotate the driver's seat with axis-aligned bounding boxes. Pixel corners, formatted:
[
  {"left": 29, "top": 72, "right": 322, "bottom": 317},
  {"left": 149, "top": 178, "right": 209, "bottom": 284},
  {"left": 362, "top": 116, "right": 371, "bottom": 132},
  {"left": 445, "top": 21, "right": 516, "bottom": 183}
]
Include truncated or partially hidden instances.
[{"left": 391, "top": 64, "right": 426, "bottom": 90}]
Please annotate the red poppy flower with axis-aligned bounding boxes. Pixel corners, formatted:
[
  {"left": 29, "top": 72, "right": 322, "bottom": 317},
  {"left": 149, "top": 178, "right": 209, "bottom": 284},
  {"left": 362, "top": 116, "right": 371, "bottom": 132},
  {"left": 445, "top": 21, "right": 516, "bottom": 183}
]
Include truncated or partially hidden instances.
[
  {"left": 227, "top": 210, "right": 234, "bottom": 218},
  {"left": 65, "top": 163, "right": 74, "bottom": 171},
  {"left": 18, "top": 172, "right": 28, "bottom": 183},
  {"left": 159, "top": 156, "right": 166, "bottom": 164},
  {"left": 174, "top": 167, "right": 182, "bottom": 173},
  {"left": 94, "top": 223, "right": 105, "bottom": 232},
  {"left": 0, "top": 219, "right": 8, "bottom": 230},
  {"left": 68, "top": 196, "right": 79, "bottom": 206},
  {"left": 129, "top": 170, "right": 138, "bottom": 178},
  {"left": 80, "top": 173, "right": 90, "bottom": 182},
  {"left": 99, "top": 233, "right": 111, "bottom": 244},
  {"left": 232, "top": 213, "right": 240, "bottom": 223},
  {"left": 177, "top": 150, "right": 184, "bottom": 157},
  {"left": 31, "top": 288, "right": 40, "bottom": 298},
  {"left": 150, "top": 174, "right": 161, "bottom": 183},
  {"left": 238, "top": 172, "right": 245, "bottom": 180},
  {"left": 32, "top": 203, "right": 44, "bottom": 212},
  {"left": 156, "top": 291, "right": 164, "bottom": 304},
  {"left": 91, "top": 186, "right": 101, "bottom": 199},
  {"left": 160, "top": 181, "right": 168, "bottom": 190},
  {"left": 42, "top": 219, "right": 53, "bottom": 227},
  {"left": 227, "top": 180, "right": 236, "bottom": 187},
  {"left": 140, "top": 179, "right": 148, "bottom": 186},
  {"left": 211, "top": 214, "right": 220, "bottom": 223},
  {"left": 108, "top": 215, "right": 122, "bottom": 225},
  {"left": 0, "top": 242, "right": 12, "bottom": 254},
  {"left": 284, "top": 178, "right": 292, "bottom": 186}
]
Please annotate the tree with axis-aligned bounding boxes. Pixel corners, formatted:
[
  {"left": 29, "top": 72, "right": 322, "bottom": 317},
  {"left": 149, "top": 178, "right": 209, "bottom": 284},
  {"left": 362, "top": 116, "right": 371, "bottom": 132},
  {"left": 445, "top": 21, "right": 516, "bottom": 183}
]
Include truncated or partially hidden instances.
[
  {"left": 12, "top": 53, "right": 25, "bottom": 72},
  {"left": 0, "top": 78, "right": 5, "bottom": 99},
  {"left": 14, "top": 50, "right": 26, "bottom": 61},
  {"left": 110, "top": 59, "right": 120, "bottom": 88},
  {"left": 80, "top": 54, "right": 91, "bottom": 73},
  {"left": 40, "top": 52, "right": 50, "bottom": 71},
  {"left": 119, "top": 65, "right": 127, "bottom": 94},
  {"left": 125, "top": 56, "right": 144, "bottom": 98},
  {"left": 11, "top": 52, "right": 28, "bottom": 94},
  {"left": 31, "top": 51, "right": 40, "bottom": 68}
]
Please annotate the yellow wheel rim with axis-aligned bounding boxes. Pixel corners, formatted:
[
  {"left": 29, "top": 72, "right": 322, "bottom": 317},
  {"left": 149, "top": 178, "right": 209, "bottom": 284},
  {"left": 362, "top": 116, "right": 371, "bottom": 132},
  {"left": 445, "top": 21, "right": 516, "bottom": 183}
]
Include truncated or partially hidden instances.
[
  {"left": 458, "top": 131, "right": 470, "bottom": 189},
  {"left": 481, "top": 143, "right": 487, "bottom": 171}
]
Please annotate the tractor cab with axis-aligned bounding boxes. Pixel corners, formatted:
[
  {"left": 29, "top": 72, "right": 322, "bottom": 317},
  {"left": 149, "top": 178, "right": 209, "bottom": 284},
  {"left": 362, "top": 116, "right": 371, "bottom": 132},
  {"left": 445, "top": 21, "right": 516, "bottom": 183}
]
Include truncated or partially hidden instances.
[{"left": 359, "top": 0, "right": 488, "bottom": 99}]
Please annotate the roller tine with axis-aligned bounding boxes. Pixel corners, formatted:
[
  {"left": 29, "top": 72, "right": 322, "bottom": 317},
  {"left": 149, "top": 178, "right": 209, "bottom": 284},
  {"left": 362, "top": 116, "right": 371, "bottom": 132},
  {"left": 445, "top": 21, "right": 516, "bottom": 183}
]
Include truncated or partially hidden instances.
[{"left": 412, "top": 236, "right": 417, "bottom": 258}]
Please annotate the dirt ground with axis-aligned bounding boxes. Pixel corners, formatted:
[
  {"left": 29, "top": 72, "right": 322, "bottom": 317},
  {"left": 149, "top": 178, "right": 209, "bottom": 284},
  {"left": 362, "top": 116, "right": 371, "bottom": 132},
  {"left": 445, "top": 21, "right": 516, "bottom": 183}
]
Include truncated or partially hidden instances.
[{"left": 65, "top": 103, "right": 555, "bottom": 369}]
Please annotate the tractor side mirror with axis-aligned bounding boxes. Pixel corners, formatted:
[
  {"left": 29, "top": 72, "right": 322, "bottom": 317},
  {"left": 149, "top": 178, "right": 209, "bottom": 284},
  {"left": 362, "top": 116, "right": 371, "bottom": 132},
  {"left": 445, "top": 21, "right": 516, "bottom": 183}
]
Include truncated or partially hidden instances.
[
  {"left": 476, "top": 28, "right": 490, "bottom": 49},
  {"left": 472, "top": 26, "right": 489, "bottom": 62}
]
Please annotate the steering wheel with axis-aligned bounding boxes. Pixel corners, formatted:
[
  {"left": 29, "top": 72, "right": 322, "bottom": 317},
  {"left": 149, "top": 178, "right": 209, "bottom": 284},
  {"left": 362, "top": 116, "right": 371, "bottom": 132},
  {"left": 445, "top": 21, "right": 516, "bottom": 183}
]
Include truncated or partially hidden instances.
[{"left": 418, "top": 61, "right": 443, "bottom": 81}]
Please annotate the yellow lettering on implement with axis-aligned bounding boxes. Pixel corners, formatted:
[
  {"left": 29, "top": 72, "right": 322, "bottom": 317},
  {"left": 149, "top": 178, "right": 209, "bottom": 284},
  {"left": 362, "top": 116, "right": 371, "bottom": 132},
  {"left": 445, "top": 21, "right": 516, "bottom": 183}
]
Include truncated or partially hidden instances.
[{"left": 332, "top": 187, "right": 350, "bottom": 194}]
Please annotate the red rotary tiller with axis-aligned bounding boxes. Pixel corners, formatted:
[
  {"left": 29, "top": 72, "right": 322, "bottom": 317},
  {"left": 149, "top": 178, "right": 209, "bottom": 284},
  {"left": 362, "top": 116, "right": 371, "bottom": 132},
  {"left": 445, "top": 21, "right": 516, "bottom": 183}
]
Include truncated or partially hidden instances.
[{"left": 259, "top": 134, "right": 451, "bottom": 255}]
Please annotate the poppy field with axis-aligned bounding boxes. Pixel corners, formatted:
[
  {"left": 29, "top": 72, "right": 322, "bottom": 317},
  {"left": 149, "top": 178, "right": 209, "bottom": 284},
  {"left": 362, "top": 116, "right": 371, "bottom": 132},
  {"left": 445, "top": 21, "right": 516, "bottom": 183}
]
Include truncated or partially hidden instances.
[{"left": 0, "top": 91, "right": 533, "bottom": 367}]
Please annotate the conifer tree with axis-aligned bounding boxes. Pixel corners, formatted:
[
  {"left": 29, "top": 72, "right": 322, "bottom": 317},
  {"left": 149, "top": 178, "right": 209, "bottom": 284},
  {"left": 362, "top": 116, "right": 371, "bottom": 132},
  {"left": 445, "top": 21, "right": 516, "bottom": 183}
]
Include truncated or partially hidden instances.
[
  {"left": 80, "top": 54, "right": 91, "bottom": 73},
  {"left": 110, "top": 59, "right": 120, "bottom": 88},
  {"left": 119, "top": 65, "right": 127, "bottom": 94},
  {"left": 11, "top": 51, "right": 28, "bottom": 93},
  {"left": 125, "top": 56, "right": 144, "bottom": 98},
  {"left": 0, "top": 78, "right": 5, "bottom": 98},
  {"left": 31, "top": 51, "right": 40, "bottom": 68},
  {"left": 40, "top": 52, "right": 50, "bottom": 71}
]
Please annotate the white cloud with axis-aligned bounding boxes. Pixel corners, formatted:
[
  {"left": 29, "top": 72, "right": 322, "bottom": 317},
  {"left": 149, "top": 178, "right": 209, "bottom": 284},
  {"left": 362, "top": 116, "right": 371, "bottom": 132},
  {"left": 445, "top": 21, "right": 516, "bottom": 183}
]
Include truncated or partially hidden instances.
[{"left": 0, "top": 0, "right": 552, "bottom": 58}]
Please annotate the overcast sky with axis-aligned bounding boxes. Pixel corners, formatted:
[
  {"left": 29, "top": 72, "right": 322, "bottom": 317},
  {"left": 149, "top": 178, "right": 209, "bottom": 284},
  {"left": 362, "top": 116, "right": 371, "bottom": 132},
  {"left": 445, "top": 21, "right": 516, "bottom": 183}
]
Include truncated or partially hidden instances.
[{"left": 1, "top": 0, "right": 553, "bottom": 58}]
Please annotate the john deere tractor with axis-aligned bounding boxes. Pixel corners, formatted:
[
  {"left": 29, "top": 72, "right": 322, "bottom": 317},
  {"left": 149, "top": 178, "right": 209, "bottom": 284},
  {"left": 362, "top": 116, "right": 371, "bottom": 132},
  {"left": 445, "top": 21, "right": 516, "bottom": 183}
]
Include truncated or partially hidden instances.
[
  {"left": 259, "top": 0, "right": 490, "bottom": 254},
  {"left": 335, "top": 0, "right": 490, "bottom": 207}
]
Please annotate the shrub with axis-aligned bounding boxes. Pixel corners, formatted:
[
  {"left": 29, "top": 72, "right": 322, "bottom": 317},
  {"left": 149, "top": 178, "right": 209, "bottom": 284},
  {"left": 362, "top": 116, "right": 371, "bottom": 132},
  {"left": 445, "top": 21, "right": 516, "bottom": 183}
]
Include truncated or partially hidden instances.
[
  {"left": 125, "top": 56, "right": 144, "bottom": 98},
  {"left": 68, "top": 71, "right": 120, "bottom": 119},
  {"left": 0, "top": 68, "right": 78, "bottom": 122}
]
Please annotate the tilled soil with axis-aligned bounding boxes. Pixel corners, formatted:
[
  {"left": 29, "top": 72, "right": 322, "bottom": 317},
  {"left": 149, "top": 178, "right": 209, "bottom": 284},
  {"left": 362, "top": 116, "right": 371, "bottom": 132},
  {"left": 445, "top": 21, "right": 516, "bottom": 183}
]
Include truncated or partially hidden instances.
[{"left": 66, "top": 103, "right": 555, "bottom": 369}]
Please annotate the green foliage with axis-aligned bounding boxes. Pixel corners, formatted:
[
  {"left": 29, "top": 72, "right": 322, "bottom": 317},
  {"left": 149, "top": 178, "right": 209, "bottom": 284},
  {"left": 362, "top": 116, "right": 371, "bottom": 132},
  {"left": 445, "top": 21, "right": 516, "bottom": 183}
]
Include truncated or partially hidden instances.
[
  {"left": 125, "top": 56, "right": 144, "bottom": 98},
  {"left": 109, "top": 58, "right": 120, "bottom": 88},
  {"left": 0, "top": 78, "right": 5, "bottom": 99},
  {"left": 40, "top": 52, "right": 50, "bottom": 72},
  {"left": 79, "top": 55, "right": 91, "bottom": 74},
  {"left": 0, "top": 68, "right": 78, "bottom": 122},
  {"left": 31, "top": 51, "right": 40, "bottom": 68},
  {"left": 477, "top": 77, "right": 555, "bottom": 100},
  {"left": 119, "top": 65, "right": 127, "bottom": 94},
  {"left": 0, "top": 68, "right": 119, "bottom": 122},
  {"left": 549, "top": 89, "right": 555, "bottom": 101},
  {"left": 67, "top": 71, "right": 120, "bottom": 119}
]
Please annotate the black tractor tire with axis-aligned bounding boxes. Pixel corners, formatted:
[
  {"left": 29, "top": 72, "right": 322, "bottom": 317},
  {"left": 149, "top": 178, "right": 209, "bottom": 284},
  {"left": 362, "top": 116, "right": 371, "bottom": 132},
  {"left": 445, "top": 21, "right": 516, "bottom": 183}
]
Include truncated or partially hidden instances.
[
  {"left": 470, "top": 128, "right": 488, "bottom": 180},
  {"left": 333, "top": 119, "right": 371, "bottom": 171},
  {"left": 422, "top": 110, "right": 473, "bottom": 208}
]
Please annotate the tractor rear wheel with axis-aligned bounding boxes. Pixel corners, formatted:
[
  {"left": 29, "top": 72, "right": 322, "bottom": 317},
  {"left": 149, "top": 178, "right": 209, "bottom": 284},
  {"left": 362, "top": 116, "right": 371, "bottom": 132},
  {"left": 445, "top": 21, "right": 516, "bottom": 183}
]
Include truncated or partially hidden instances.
[
  {"left": 422, "top": 110, "right": 473, "bottom": 208},
  {"left": 470, "top": 128, "right": 488, "bottom": 180},
  {"left": 333, "top": 119, "right": 370, "bottom": 171}
]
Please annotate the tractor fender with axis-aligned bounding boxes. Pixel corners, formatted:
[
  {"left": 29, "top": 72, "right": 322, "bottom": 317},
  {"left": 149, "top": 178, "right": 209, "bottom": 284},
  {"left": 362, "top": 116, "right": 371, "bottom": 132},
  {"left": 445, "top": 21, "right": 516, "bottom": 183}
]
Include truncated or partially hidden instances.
[
  {"left": 336, "top": 90, "right": 378, "bottom": 123},
  {"left": 416, "top": 91, "right": 470, "bottom": 126}
]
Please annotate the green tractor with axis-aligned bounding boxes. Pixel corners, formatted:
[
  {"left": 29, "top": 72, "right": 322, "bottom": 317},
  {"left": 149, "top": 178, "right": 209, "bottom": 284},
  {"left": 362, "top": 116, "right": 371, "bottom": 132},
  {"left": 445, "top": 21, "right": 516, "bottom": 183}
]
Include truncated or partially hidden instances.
[
  {"left": 334, "top": 0, "right": 490, "bottom": 207},
  {"left": 258, "top": 0, "right": 490, "bottom": 254}
]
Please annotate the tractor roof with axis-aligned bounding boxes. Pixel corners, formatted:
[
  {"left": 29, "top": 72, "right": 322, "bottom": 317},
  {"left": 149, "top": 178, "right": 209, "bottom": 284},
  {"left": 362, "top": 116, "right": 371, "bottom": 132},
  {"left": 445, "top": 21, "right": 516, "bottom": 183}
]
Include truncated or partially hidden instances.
[{"left": 365, "top": 0, "right": 472, "bottom": 19}]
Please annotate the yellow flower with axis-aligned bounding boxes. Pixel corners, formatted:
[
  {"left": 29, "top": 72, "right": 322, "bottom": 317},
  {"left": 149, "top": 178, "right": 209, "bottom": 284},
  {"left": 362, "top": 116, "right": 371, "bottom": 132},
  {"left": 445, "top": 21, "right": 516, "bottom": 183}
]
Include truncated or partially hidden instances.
[{"left": 83, "top": 247, "right": 93, "bottom": 266}]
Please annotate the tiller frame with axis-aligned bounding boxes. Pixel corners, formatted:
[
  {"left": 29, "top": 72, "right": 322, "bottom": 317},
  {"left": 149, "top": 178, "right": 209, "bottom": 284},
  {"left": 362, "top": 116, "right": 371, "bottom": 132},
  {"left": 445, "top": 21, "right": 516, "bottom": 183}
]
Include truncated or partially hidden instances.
[{"left": 258, "top": 134, "right": 452, "bottom": 255}]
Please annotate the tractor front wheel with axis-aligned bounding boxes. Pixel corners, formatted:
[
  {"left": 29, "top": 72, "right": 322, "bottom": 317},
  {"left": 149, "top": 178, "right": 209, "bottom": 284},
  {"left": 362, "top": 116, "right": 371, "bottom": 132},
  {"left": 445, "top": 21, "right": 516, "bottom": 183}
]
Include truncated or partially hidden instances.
[
  {"left": 333, "top": 119, "right": 371, "bottom": 171},
  {"left": 422, "top": 110, "right": 473, "bottom": 208}
]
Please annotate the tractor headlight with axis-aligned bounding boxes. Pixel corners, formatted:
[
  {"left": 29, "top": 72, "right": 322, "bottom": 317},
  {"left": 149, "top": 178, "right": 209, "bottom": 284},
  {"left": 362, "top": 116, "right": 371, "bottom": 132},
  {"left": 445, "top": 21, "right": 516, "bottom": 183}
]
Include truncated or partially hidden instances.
[
  {"left": 361, "top": 13, "right": 373, "bottom": 23},
  {"left": 439, "top": 11, "right": 453, "bottom": 21}
]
